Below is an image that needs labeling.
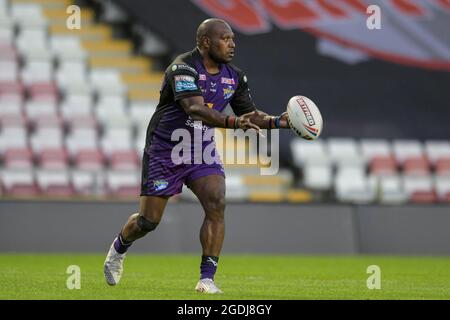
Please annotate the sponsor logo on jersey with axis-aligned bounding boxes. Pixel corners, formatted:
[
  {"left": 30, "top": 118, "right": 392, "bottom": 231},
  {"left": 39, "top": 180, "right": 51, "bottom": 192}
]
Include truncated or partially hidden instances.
[
  {"left": 199, "top": 74, "right": 206, "bottom": 81},
  {"left": 221, "top": 77, "right": 235, "bottom": 85},
  {"left": 223, "top": 85, "right": 235, "bottom": 99},
  {"left": 153, "top": 179, "right": 168, "bottom": 191},
  {"left": 171, "top": 64, "right": 198, "bottom": 75},
  {"left": 174, "top": 75, "right": 198, "bottom": 92}
]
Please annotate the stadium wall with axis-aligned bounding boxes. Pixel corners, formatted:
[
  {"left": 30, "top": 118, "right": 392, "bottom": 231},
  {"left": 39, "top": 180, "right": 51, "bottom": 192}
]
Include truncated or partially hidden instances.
[{"left": 0, "top": 201, "right": 449, "bottom": 255}]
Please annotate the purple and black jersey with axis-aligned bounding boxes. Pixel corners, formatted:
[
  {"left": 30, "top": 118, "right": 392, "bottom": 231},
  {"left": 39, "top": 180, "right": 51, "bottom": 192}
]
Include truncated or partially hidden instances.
[
  {"left": 140, "top": 48, "right": 256, "bottom": 196},
  {"left": 145, "top": 48, "right": 256, "bottom": 151}
]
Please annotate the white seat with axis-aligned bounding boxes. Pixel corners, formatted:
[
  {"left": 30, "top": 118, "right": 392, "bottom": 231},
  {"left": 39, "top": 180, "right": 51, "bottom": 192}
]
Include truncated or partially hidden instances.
[
  {"left": 11, "top": 3, "right": 48, "bottom": 28},
  {"left": 30, "top": 128, "right": 63, "bottom": 153},
  {"left": 335, "top": 167, "right": 375, "bottom": 203},
  {"left": 360, "top": 139, "right": 392, "bottom": 162},
  {"left": 0, "top": 127, "right": 28, "bottom": 154},
  {"left": 101, "top": 128, "right": 133, "bottom": 156},
  {"left": 60, "top": 94, "right": 93, "bottom": 119},
  {"left": 0, "top": 26, "right": 13, "bottom": 45},
  {"left": 327, "top": 137, "right": 363, "bottom": 166},
  {"left": 393, "top": 140, "right": 424, "bottom": 163},
  {"left": 402, "top": 175, "right": 433, "bottom": 196},
  {"left": 21, "top": 61, "right": 53, "bottom": 84},
  {"left": 106, "top": 170, "right": 139, "bottom": 192},
  {"left": 24, "top": 100, "right": 57, "bottom": 119},
  {"left": 36, "top": 169, "right": 70, "bottom": 189},
  {"left": 65, "top": 129, "right": 99, "bottom": 155},
  {"left": 50, "top": 36, "right": 87, "bottom": 62},
  {"left": 303, "top": 164, "right": 332, "bottom": 190},
  {"left": 0, "top": 61, "right": 18, "bottom": 81},
  {"left": 129, "top": 101, "right": 157, "bottom": 125},
  {"left": 1, "top": 168, "right": 34, "bottom": 189},
  {"left": 71, "top": 169, "right": 96, "bottom": 195},
  {"left": 95, "top": 95, "right": 127, "bottom": 121},
  {"left": 90, "top": 69, "right": 126, "bottom": 94},
  {"left": 435, "top": 176, "right": 450, "bottom": 200},
  {"left": 374, "top": 175, "right": 407, "bottom": 204},
  {"left": 425, "top": 140, "right": 450, "bottom": 164},
  {"left": 290, "top": 139, "right": 330, "bottom": 167},
  {"left": 0, "top": 100, "right": 22, "bottom": 116}
]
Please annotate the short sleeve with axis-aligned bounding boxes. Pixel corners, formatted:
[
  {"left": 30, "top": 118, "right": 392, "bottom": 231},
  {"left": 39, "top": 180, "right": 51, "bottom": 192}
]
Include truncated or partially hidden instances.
[
  {"left": 167, "top": 63, "right": 203, "bottom": 101},
  {"left": 229, "top": 71, "right": 256, "bottom": 116}
]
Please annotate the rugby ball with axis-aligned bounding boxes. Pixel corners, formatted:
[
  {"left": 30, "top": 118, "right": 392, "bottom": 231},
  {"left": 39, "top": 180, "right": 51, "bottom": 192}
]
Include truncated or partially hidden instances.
[{"left": 286, "top": 95, "right": 323, "bottom": 140}]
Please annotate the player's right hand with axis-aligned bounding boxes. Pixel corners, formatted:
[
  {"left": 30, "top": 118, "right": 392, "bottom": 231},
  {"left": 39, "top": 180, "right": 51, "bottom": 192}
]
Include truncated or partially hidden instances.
[{"left": 237, "top": 111, "right": 261, "bottom": 133}]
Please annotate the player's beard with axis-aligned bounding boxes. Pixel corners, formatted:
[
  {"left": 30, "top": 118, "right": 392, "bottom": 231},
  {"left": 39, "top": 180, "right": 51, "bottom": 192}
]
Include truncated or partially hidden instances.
[{"left": 209, "top": 48, "right": 230, "bottom": 64}]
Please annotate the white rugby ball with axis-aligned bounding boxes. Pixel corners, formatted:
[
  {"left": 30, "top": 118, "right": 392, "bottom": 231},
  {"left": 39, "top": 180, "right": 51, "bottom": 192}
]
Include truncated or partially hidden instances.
[{"left": 286, "top": 95, "right": 323, "bottom": 140}]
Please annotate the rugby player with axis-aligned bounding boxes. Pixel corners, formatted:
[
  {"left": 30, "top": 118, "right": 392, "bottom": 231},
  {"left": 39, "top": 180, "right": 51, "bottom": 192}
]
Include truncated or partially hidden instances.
[{"left": 104, "top": 18, "right": 290, "bottom": 294}]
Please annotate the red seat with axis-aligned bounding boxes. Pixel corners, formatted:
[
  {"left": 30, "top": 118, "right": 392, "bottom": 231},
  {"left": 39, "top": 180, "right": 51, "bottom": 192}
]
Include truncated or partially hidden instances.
[
  {"left": 113, "top": 186, "right": 140, "bottom": 198},
  {"left": 110, "top": 150, "right": 139, "bottom": 170},
  {"left": 38, "top": 148, "right": 69, "bottom": 170},
  {"left": 370, "top": 156, "right": 397, "bottom": 175},
  {"left": 74, "top": 149, "right": 104, "bottom": 170},
  {"left": 435, "top": 157, "right": 450, "bottom": 176},
  {"left": 3, "top": 148, "right": 33, "bottom": 169},
  {"left": 403, "top": 156, "right": 430, "bottom": 176},
  {"left": 8, "top": 184, "right": 39, "bottom": 197},
  {"left": 28, "top": 82, "right": 59, "bottom": 102},
  {"left": 43, "top": 185, "right": 75, "bottom": 197},
  {"left": 410, "top": 190, "right": 438, "bottom": 204}
]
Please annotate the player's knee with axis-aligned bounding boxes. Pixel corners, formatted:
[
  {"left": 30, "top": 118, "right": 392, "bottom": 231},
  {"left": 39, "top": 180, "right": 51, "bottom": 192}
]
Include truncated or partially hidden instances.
[
  {"left": 204, "top": 192, "right": 226, "bottom": 215},
  {"left": 137, "top": 215, "right": 159, "bottom": 233}
]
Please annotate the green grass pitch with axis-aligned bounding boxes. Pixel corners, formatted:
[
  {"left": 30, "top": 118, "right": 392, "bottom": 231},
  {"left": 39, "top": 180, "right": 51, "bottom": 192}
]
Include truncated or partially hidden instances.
[{"left": 0, "top": 254, "right": 449, "bottom": 299}]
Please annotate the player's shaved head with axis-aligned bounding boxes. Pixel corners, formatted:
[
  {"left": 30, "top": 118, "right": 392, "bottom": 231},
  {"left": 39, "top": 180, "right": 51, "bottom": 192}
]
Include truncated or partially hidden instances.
[{"left": 196, "top": 18, "right": 232, "bottom": 47}]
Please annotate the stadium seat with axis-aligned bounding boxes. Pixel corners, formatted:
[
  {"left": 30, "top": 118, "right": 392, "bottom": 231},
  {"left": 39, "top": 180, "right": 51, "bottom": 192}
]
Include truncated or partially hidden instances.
[
  {"left": 50, "top": 35, "right": 87, "bottom": 62},
  {"left": 65, "top": 128, "right": 99, "bottom": 157},
  {"left": 303, "top": 164, "right": 332, "bottom": 191},
  {"left": 101, "top": 127, "right": 133, "bottom": 157},
  {"left": 3, "top": 147, "right": 33, "bottom": 169},
  {"left": 109, "top": 150, "right": 139, "bottom": 170},
  {"left": 36, "top": 169, "right": 74, "bottom": 197},
  {"left": 24, "top": 99, "right": 57, "bottom": 120},
  {"left": 290, "top": 139, "right": 329, "bottom": 167},
  {"left": 129, "top": 101, "right": 156, "bottom": 126},
  {"left": 11, "top": 3, "right": 48, "bottom": 29},
  {"left": 28, "top": 82, "right": 58, "bottom": 101},
  {"left": 1, "top": 168, "right": 37, "bottom": 197},
  {"left": 0, "top": 61, "right": 18, "bottom": 81},
  {"left": 0, "top": 127, "right": 28, "bottom": 155},
  {"left": 435, "top": 176, "right": 450, "bottom": 203},
  {"left": 335, "top": 167, "right": 376, "bottom": 203},
  {"left": 374, "top": 175, "right": 407, "bottom": 204},
  {"left": 425, "top": 140, "right": 450, "bottom": 165},
  {"left": 30, "top": 128, "right": 63, "bottom": 153},
  {"left": 89, "top": 69, "right": 126, "bottom": 95},
  {"left": 435, "top": 157, "right": 450, "bottom": 176},
  {"left": 74, "top": 149, "right": 104, "bottom": 171},
  {"left": 38, "top": 148, "right": 69, "bottom": 170},
  {"left": 327, "top": 137, "right": 363, "bottom": 167},
  {"left": 71, "top": 169, "right": 96, "bottom": 196},
  {"left": 369, "top": 155, "right": 397, "bottom": 176},
  {"left": 402, "top": 156, "right": 430, "bottom": 176},
  {"left": 360, "top": 139, "right": 392, "bottom": 162},
  {"left": 393, "top": 140, "right": 424, "bottom": 164},
  {"left": 403, "top": 175, "right": 436, "bottom": 203},
  {"left": 21, "top": 62, "right": 53, "bottom": 85},
  {"left": 105, "top": 170, "right": 140, "bottom": 198}
]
